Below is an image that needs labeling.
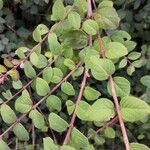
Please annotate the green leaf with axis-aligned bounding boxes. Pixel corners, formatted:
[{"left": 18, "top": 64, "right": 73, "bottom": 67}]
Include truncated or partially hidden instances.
[
  {"left": 13, "top": 123, "right": 29, "bottom": 141},
  {"left": 30, "top": 52, "right": 39, "bottom": 67},
  {"left": 61, "top": 30, "right": 88, "bottom": 49},
  {"left": 88, "top": 56, "right": 115, "bottom": 81},
  {"left": 119, "top": 58, "right": 127, "bottom": 68},
  {"left": 130, "top": 143, "right": 150, "bottom": 150},
  {"left": 140, "top": 75, "right": 150, "bottom": 88},
  {"left": 98, "top": 0, "right": 113, "bottom": 7},
  {"left": 36, "top": 77, "right": 50, "bottom": 96},
  {"left": 66, "top": 100, "right": 75, "bottom": 115},
  {"left": 128, "top": 52, "right": 141, "bottom": 60},
  {"left": 12, "top": 80, "right": 23, "bottom": 90},
  {"left": 84, "top": 86, "right": 101, "bottom": 101},
  {"left": 61, "top": 82, "right": 75, "bottom": 96},
  {"left": 94, "top": 4, "right": 120, "bottom": 30},
  {"left": 0, "top": 104, "right": 17, "bottom": 124},
  {"left": 0, "top": 65, "right": 7, "bottom": 74},
  {"left": 24, "top": 61, "right": 36, "bottom": 79},
  {"left": 48, "top": 112, "right": 68, "bottom": 132},
  {"left": 15, "top": 47, "right": 29, "bottom": 59},
  {"left": 48, "top": 33, "right": 62, "bottom": 55},
  {"left": 33, "top": 28, "right": 41, "bottom": 42},
  {"left": 127, "top": 65, "right": 135, "bottom": 76},
  {"left": 120, "top": 96, "right": 150, "bottom": 122},
  {"left": 2, "top": 90, "right": 12, "bottom": 100},
  {"left": 29, "top": 109, "right": 45, "bottom": 129},
  {"left": 76, "top": 99, "right": 115, "bottom": 122},
  {"left": 51, "top": 0, "right": 66, "bottom": 21},
  {"left": 69, "top": 128, "right": 89, "bottom": 149},
  {"left": 64, "top": 58, "right": 75, "bottom": 70},
  {"left": 36, "top": 24, "right": 49, "bottom": 35},
  {"left": 0, "top": 140, "right": 10, "bottom": 150},
  {"left": 82, "top": 19, "right": 99, "bottom": 35},
  {"left": 7, "top": 69, "right": 19, "bottom": 81},
  {"left": 0, "top": 0, "right": 3, "bottom": 10},
  {"left": 68, "top": 11, "right": 81, "bottom": 29},
  {"left": 104, "top": 127, "right": 115, "bottom": 139},
  {"left": 46, "top": 95, "right": 62, "bottom": 112},
  {"left": 36, "top": 54, "right": 48, "bottom": 68},
  {"left": 74, "top": 0, "right": 87, "bottom": 14},
  {"left": 89, "top": 98, "right": 115, "bottom": 121},
  {"left": 43, "top": 67, "right": 63, "bottom": 84},
  {"left": 105, "top": 42, "right": 128, "bottom": 59},
  {"left": 107, "top": 76, "right": 130, "bottom": 98},
  {"left": 15, "top": 90, "right": 32, "bottom": 113},
  {"left": 43, "top": 137, "right": 59, "bottom": 150}
]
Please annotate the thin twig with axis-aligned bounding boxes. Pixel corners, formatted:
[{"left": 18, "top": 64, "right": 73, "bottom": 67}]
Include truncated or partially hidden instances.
[
  {"left": 97, "top": 34, "right": 130, "bottom": 150},
  {"left": 63, "top": 68, "right": 89, "bottom": 145},
  {"left": 0, "top": 62, "right": 82, "bottom": 139}
]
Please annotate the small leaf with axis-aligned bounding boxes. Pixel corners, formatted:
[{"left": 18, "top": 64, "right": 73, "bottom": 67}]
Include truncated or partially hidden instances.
[
  {"left": 107, "top": 76, "right": 130, "bottom": 98},
  {"left": 105, "top": 42, "right": 128, "bottom": 59},
  {"left": 33, "top": 28, "right": 41, "bottom": 42},
  {"left": 29, "top": 109, "right": 45, "bottom": 129},
  {"left": 88, "top": 56, "right": 115, "bottom": 81},
  {"left": 61, "top": 30, "right": 88, "bottom": 49},
  {"left": 43, "top": 67, "right": 63, "bottom": 84},
  {"left": 128, "top": 52, "right": 141, "bottom": 60},
  {"left": 82, "top": 19, "right": 99, "bottom": 35},
  {"left": 36, "top": 77, "right": 50, "bottom": 96},
  {"left": 13, "top": 123, "right": 29, "bottom": 141},
  {"left": 0, "top": 104, "right": 17, "bottom": 124},
  {"left": 0, "top": 65, "right": 7, "bottom": 74},
  {"left": 48, "top": 33, "right": 62, "bottom": 55},
  {"left": 66, "top": 100, "right": 75, "bottom": 115},
  {"left": 84, "top": 86, "right": 101, "bottom": 101},
  {"left": 104, "top": 127, "right": 115, "bottom": 139},
  {"left": 94, "top": 5, "right": 120, "bottom": 30},
  {"left": 30, "top": 52, "right": 39, "bottom": 66},
  {"left": 61, "top": 82, "right": 75, "bottom": 96},
  {"left": 0, "top": 140, "right": 10, "bottom": 150},
  {"left": 64, "top": 58, "right": 75, "bottom": 70},
  {"left": 24, "top": 61, "right": 36, "bottom": 78},
  {"left": 46, "top": 95, "right": 62, "bottom": 112},
  {"left": 15, "top": 47, "right": 29, "bottom": 59},
  {"left": 120, "top": 96, "right": 150, "bottom": 122},
  {"left": 130, "top": 143, "right": 150, "bottom": 150},
  {"left": 15, "top": 90, "right": 32, "bottom": 113},
  {"left": 7, "top": 69, "right": 19, "bottom": 81},
  {"left": 12, "top": 80, "right": 23, "bottom": 90},
  {"left": 69, "top": 128, "right": 89, "bottom": 149},
  {"left": 140, "top": 75, "right": 150, "bottom": 88},
  {"left": 119, "top": 59, "right": 127, "bottom": 68},
  {"left": 68, "top": 11, "right": 81, "bottom": 29},
  {"left": 36, "top": 24, "right": 49, "bottom": 35},
  {"left": 48, "top": 112, "right": 68, "bottom": 132},
  {"left": 4, "top": 59, "right": 14, "bottom": 68},
  {"left": 51, "top": 0, "right": 66, "bottom": 20},
  {"left": 74, "top": 0, "right": 87, "bottom": 14},
  {"left": 43, "top": 137, "right": 59, "bottom": 150},
  {"left": 127, "top": 65, "right": 135, "bottom": 76}
]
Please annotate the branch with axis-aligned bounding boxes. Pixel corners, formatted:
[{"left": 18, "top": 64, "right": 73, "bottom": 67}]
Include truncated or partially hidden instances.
[
  {"left": 63, "top": 68, "right": 89, "bottom": 145},
  {"left": 0, "top": 62, "right": 82, "bottom": 139},
  {"left": 97, "top": 34, "right": 130, "bottom": 150}
]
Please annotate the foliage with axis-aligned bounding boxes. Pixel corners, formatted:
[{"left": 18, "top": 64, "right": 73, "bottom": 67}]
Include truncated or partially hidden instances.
[{"left": 0, "top": 0, "right": 150, "bottom": 149}]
